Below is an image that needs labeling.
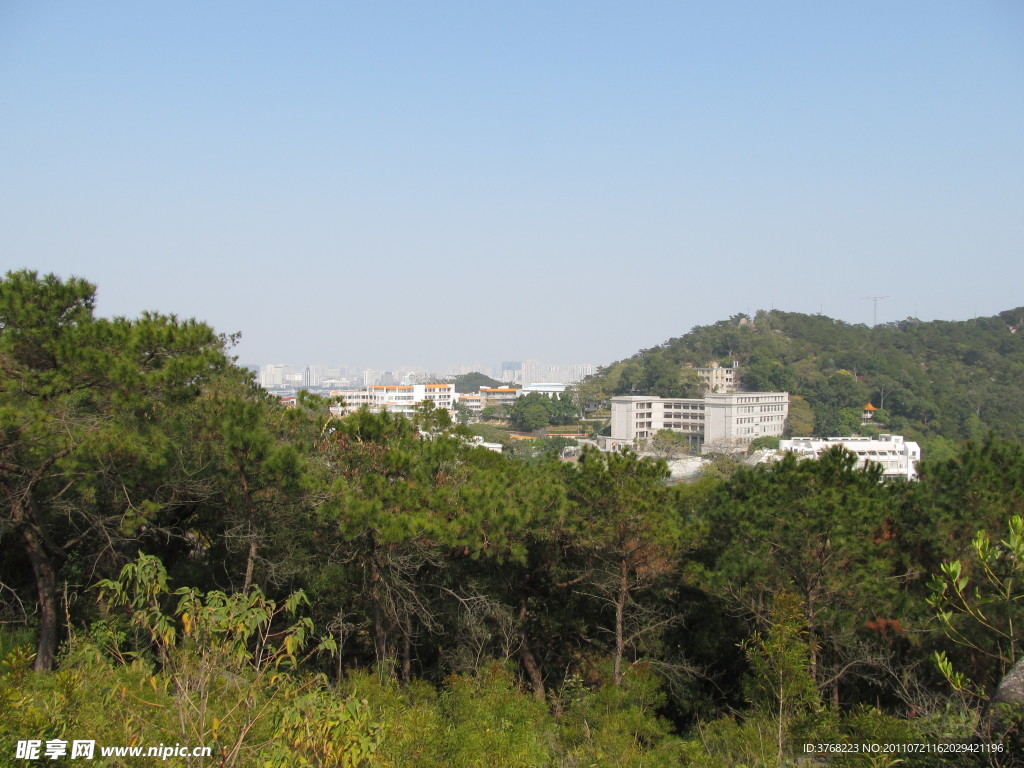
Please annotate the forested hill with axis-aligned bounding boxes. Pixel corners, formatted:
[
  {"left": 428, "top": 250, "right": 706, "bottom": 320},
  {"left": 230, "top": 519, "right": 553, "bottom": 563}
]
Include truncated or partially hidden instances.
[{"left": 585, "top": 307, "right": 1024, "bottom": 455}]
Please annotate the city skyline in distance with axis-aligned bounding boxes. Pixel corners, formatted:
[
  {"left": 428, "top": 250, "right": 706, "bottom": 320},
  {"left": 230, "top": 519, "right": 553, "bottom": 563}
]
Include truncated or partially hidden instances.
[{"left": 251, "top": 360, "right": 600, "bottom": 390}]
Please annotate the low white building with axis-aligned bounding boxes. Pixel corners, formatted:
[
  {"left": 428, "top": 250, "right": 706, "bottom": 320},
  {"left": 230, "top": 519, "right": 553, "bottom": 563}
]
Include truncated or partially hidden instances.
[
  {"left": 468, "top": 435, "right": 504, "bottom": 453},
  {"left": 518, "top": 383, "right": 567, "bottom": 398},
  {"left": 778, "top": 434, "right": 922, "bottom": 480},
  {"left": 610, "top": 391, "right": 789, "bottom": 450}
]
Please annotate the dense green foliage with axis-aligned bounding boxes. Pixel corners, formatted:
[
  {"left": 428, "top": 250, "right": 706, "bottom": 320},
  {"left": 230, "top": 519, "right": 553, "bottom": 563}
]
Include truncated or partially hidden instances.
[
  {"left": 3, "top": 272, "right": 1024, "bottom": 766},
  {"left": 508, "top": 392, "right": 579, "bottom": 431},
  {"left": 584, "top": 308, "right": 1024, "bottom": 452}
]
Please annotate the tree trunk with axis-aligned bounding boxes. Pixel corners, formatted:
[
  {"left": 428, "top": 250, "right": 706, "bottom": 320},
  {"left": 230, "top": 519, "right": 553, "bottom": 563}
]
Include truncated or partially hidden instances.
[
  {"left": 517, "top": 598, "right": 545, "bottom": 700},
  {"left": 614, "top": 558, "right": 629, "bottom": 686},
  {"left": 20, "top": 521, "right": 59, "bottom": 671},
  {"left": 242, "top": 538, "right": 256, "bottom": 593},
  {"left": 805, "top": 597, "right": 820, "bottom": 690},
  {"left": 369, "top": 555, "right": 389, "bottom": 667},
  {"left": 336, "top": 625, "right": 345, "bottom": 684},
  {"left": 6, "top": 492, "right": 60, "bottom": 672},
  {"left": 237, "top": 460, "right": 257, "bottom": 593},
  {"left": 401, "top": 632, "right": 412, "bottom": 685}
]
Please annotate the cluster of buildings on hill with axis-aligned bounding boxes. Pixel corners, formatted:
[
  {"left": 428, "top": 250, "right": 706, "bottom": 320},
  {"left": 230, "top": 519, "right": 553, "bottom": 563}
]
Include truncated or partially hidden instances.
[
  {"left": 603, "top": 359, "right": 921, "bottom": 479},
  {"left": 604, "top": 360, "right": 790, "bottom": 451},
  {"left": 605, "top": 392, "right": 921, "bottom": 479},
  {"left": 276, "top": 355, "right": 921, "bottom": 480}
]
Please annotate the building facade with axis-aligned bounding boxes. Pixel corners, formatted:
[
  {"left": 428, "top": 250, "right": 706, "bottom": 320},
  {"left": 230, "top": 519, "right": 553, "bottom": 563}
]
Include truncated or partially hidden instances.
[
  {"left": 456, "top": 392, "right": 483, "bottom": 414},
  {"left": 702, "top": 392, "right": 789, "bottom": 449},
  {"left": 610, "top": 391, "right": 789, "bottom": 449},
  {"left": 331, "top": 384, "right": 455, "bottom": 416},
  {"left": 611, "top": 396, "right": 706, "bottom": 443},
  {"left": 368, "top": 383, "right": 455, "bottom": 415},
  {"left": 479, "top": 387, "right": 519, "bottom": 410}
]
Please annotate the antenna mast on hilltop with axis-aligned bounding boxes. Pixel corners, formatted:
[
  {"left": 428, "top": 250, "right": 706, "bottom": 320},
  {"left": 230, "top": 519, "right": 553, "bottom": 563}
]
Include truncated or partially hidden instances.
[{"left": 861, "top": 295, "right": 891, "bottom": 327}]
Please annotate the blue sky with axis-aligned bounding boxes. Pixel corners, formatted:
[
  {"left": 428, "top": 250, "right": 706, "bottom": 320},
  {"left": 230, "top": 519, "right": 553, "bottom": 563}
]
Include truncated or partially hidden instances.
[{"left": 2, "top": 2, "right": 1022, "bottom": 369}]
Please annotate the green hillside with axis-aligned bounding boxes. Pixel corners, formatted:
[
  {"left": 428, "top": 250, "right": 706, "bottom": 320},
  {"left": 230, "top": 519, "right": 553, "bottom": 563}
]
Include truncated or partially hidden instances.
[{"left": 583, "top": 308, "right": 1024, "bottom": 456}]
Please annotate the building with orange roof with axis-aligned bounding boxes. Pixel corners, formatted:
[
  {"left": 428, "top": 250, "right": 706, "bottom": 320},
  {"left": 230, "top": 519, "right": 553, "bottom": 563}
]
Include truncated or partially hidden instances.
[
  {"left": 330, "top": 383, "right": 455, "bottom": 417},
  {"left": 367, "top": 383, "right": 455, "bottom": 415},
  {"left": 456, "top": 392, "right": 483, "bottom": 414},
  {"left": 479, "top": 386, "right": 520, "bottom": 409}
]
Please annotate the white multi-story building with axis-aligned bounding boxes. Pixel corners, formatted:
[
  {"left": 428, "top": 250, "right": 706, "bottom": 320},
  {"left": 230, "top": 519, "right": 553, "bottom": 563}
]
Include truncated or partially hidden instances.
[
  {"left": 610, "top": 391, "right": 789, "bottom": 450},
  {"left": 368, "top": 383, "right": 455, "bottom": 415},
  {"left": 703, "top": 392, "right": 789, "bottom": 449},
  {"left": 778, "top": 434, "right": 922, "bottom": 480},
  {"left": 611, "top": 396, "right": 706, "bottom": 444},
  {"left": 330, "top": 384, "right": 455, "bottom": 416}
]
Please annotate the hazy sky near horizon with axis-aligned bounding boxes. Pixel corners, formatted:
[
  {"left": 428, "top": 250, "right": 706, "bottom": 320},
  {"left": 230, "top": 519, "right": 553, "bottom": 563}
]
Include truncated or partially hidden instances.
[{"left": 3, "top": 2, "right": 1022, "bottom": 369}]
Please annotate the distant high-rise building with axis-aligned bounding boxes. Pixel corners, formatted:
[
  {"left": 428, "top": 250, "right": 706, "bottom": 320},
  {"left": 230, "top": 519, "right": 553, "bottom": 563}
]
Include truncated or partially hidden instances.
[
  {"left": 522, "top": 360, "right": 541, "bottom": 386},
  {"left": 362, "top": 369, "right": 377, "bottom": 387},
  {"left": 500, "top": 361, "right": 522, "bottom": 383},
  {"left": 302, "top": 366, "right": 319, "bottom": 388},
  {"left": 569, "top": 364, "right": 596, "bottom": 383},
  {"left": 260, "top": 363, "right": 291, "bottom": 389}
]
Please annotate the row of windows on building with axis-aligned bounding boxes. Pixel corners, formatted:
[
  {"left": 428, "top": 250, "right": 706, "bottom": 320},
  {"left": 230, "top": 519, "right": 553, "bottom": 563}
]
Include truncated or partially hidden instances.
[
  {"left": 633, "top": 403, "right": 705, "bottom": 411},
  {"left": 637, "top": 415, "right": 704, "bottom": 424},
  {"left": 736, "top": 415, "right": 785, "bottom": 424}
]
